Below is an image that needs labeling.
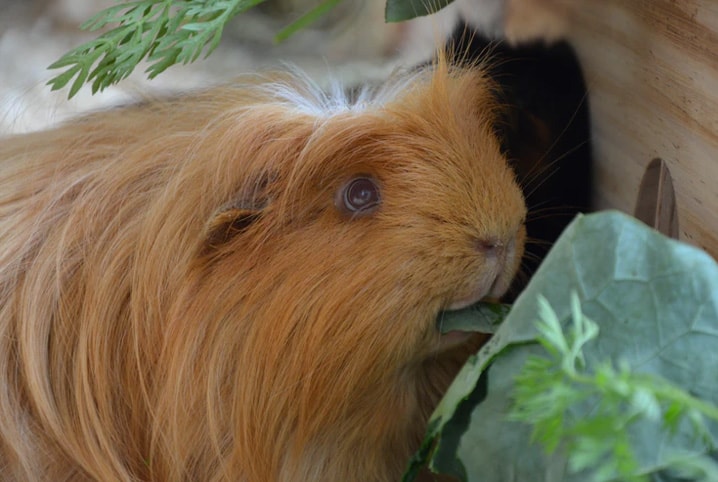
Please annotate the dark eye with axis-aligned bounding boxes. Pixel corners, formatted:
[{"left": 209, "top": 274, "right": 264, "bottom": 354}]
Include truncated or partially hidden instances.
[{"left": 337, "top": 176, "right": 381, "bottom": 216}]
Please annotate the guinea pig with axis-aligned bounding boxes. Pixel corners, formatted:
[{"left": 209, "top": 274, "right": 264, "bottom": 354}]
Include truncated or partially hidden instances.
[{"left": 0, "top": 57, "right": 526, "bottom": 481}]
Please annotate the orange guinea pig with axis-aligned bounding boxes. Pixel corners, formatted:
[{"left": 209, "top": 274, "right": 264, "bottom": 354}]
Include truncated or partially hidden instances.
[{"left": 0, "top": 57, "right": 525, "bottom": 481}]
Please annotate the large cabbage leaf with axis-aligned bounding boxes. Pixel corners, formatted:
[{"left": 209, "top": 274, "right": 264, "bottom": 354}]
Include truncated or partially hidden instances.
[{"left": 407, "top": 210, "right": 718, "bottom": 481}]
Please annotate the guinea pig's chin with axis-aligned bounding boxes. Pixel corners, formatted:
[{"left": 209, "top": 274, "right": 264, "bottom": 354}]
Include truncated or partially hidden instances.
[
  {"left": 445, "top": 279, "right": 496, "bottom": 311},
  {"left": 446, "top": 289, "right": 490, "bottom": 312}
]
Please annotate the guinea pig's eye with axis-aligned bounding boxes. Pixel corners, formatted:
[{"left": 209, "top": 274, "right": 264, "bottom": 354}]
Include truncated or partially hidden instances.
[{"left": 336, "top": 176, "right": 381, "bottom": 216}]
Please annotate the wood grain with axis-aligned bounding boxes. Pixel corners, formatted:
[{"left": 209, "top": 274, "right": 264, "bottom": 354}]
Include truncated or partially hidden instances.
[
  {"left": 505, "top": 0, "right": 718, "bottom": 258},
  {"left": 634, "top": 157, "right": 679, "bottom": 238}
]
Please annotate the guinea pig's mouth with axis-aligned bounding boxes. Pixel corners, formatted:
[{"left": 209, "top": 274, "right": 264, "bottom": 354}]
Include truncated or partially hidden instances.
[
  {"left": 435, "top": 273, "right": 509, "bottom": 348},
  {"left": 445, "top": 271, "right": 507, "bottom": 312},
  {"left": 435, "top": 232, "right": 521, "bottom": 347},
  {"left": 446, "top": 286, "right": 491, "bottom": 312}
]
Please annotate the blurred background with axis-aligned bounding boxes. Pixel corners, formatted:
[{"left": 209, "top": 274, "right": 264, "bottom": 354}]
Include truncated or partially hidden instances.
[{"left": 0, "top": 0, "right": 467, "bottom": 134}]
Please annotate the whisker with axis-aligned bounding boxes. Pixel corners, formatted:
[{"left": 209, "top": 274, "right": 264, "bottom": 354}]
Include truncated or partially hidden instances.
[
  {"left": 524, "top": 237, "right": 554, "bottom": 247},
  {"left": 526, "top": 209, "right": 584, "bottom": 223},
  {"left": 519, "top": 253, "right": 545, "bottom": 265},
  {"left": 520, "top": 139, "right": 590, "bottom": 200},
  {"left": 519, "top": 90, "right": 591, "bottom": 185}
]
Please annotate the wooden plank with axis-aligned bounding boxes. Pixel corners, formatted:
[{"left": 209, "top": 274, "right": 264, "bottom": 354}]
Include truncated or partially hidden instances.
[{"left": 504, "top": 0, "right": 718, "bottom": 258}]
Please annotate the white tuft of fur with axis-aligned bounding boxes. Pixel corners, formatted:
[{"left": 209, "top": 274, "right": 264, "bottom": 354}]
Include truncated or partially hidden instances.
[{"left": 259, "top": 66, "right": 429, "bottom": 117}]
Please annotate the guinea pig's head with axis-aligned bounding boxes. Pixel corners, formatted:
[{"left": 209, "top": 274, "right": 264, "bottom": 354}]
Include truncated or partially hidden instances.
[{"left": 152, "top": 62, "right": 526, "bottom": 479}]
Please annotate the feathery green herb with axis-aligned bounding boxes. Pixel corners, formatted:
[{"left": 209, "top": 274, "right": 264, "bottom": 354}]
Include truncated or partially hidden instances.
[
  {"left": 48, "top": 0, "right": 268, "bottom": 98},
  {"left": 509, "top": 294, "right": 718, "bottom": 482},
  {"left": 47, "top": 0, "right": 457, "bottom": 98}
]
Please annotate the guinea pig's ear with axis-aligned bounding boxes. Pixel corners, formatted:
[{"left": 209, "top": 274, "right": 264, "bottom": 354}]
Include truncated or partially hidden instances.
[{"left": 204, "top": 180, "right": 271, "bottom": 250}]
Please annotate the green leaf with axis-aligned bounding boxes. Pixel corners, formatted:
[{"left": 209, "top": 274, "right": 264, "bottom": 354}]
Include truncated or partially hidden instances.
[
  {"left": 406, "top": 211, "right": 718, "bottom": 482},
  {"left": 79, "top": 2, "right": 143, "bottom": 31},
  {"left": 385, "top": 0, "right": 456, "bottom": 23},
  {"left": 535, "top": 295, "right": 571, "bottom": 357},
  {"left": 69, "top": 65, "right": 91, "bottom": 98},
  {"left": 46, "top": 64, "right": 83, "bottom": 91},
  {"left": 437, "top": 302, "right": 510, "bottom": 335}
]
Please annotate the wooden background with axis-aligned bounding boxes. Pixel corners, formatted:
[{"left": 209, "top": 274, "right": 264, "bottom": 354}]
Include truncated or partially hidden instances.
[{"left": 503, "top": 0, "right": 718, "bottom": 259}]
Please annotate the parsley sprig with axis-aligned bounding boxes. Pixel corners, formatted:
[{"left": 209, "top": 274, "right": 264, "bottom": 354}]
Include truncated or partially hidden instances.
[
  {"left": 47, "top": 0, "right": 266, "bottom": 98},
  {"left": 509, "top": 294, "right": 718, "bottom": 481},
  {"left": 46, "top": 0, "right": 455, "bottom": 98}
]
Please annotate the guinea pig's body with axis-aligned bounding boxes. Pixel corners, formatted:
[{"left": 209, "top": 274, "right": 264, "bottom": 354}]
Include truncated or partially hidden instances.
[{"left": 0, "top": 61, "right": 525, "bottom": 481}]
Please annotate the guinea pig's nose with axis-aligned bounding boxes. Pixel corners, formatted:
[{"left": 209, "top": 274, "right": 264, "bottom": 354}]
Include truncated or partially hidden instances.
[{"left": 473, "top": 237, "right": 502, "bottom": 257}]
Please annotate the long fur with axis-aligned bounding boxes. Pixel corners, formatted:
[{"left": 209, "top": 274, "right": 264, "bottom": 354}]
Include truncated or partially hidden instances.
[{"left": 0, "top": 58, "right": 526, "bottom": 481}]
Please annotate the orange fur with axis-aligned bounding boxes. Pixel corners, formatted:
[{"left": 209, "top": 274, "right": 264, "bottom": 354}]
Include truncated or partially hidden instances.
[{"left": 0, "top": 58, "right": 526, "bottom": 481}]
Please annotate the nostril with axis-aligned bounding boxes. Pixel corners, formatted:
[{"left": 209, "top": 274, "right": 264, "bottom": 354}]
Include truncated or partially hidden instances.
[{"left": 474, "top": 237, "right": 502, "bottom": 255}]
